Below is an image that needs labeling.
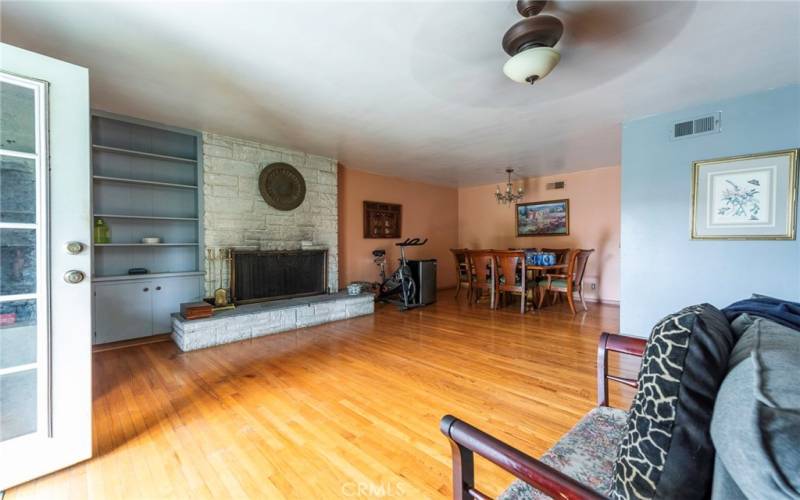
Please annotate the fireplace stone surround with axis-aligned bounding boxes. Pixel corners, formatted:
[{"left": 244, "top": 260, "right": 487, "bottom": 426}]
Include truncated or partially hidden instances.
[
  {"left": 202, "top": 132, "right": 338, "bottom": 298},
  {"left": 173, "top": 133, "right": 360, "bottom": 352}
]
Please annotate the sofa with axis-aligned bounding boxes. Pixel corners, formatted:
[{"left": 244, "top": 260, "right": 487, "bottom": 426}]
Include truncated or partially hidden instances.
[{"left": 440, "top": 296, "right": 800, "bottom": 499}]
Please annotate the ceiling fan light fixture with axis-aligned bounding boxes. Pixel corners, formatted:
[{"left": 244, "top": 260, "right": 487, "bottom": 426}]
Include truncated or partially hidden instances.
[{"left": 502, "top": 46, "right": 560, "bottom": 84}]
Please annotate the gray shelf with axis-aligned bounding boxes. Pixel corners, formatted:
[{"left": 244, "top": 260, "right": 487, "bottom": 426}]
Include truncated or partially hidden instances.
[
  {"left": 95, "top": 243, "right": 199, "bottom": 247},
  {"left": 92, "top": 271, "right": 205, "bottom": 283},
  {"left": 92, "top": 144, "right": 197, "bottom": 164},
  {"left": 93, "top": 175, "right": 197, "bottom": 190},
  {"left": 93, "top": 213, "right": 199, "bottom": 221}
]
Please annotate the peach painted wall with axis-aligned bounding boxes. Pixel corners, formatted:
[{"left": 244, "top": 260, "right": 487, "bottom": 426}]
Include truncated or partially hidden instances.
[
  {"left": 338, "top": 166, "right": 459, "bottom": 289},
  {"left": 458, "top": 166, "right": 621, "bottom": 303}
]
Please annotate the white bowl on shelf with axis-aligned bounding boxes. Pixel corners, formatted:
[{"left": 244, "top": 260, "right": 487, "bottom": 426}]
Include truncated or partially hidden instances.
[{"left": 141, "top": 237, "right": 161, "bottom": 244}]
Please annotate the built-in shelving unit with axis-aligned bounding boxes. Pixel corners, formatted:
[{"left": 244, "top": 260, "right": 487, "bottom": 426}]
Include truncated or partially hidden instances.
[
  {"left": 91, "top": 112, "right": 204, "bottom": 280},
  {"left": 91, "top": 111, "right": 205, "bottom": 345}
]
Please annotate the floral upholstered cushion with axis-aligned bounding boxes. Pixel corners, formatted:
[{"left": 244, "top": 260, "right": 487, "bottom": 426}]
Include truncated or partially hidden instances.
[{"left": 499, "top": 406, "right": 628, "bottom": 500}]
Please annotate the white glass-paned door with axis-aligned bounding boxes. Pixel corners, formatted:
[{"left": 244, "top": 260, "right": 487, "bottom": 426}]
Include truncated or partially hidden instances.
[
  {"left": 0, "top": 73, "right": 48, "bottom": 444},
  {"left": 1, "top": 42, "right": 91, "bottom": 492}
]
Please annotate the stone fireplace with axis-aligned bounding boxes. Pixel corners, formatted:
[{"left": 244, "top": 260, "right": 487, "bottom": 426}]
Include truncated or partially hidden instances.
[{"left": 201, "top": 132, "right": 338, "bottom": 297}]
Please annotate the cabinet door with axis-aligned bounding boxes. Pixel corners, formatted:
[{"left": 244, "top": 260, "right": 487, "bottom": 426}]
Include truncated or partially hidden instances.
[
  {"left": 94, "top": 281, "right": 153, "bottom": 344},
  {"left": 152, "top": 276, "right": 203, "bottom": 334}
]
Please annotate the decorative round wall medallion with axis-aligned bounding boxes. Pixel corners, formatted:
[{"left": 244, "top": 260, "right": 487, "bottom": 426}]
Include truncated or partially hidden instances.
[{"left": 258, "top": 162, "right": 306, "bottom": 211}]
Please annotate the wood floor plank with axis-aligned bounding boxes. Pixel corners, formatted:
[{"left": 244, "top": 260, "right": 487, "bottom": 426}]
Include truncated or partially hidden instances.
[{"left": 7, "top": 292, "right": 637, "bottom": 499}]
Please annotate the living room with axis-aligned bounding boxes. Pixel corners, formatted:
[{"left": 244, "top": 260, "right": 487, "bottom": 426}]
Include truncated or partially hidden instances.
[{"left": 1, "top": 1, "right": 798, "bottom": 498}]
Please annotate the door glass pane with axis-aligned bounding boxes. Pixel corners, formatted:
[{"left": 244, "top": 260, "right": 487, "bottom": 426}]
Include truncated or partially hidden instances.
[
  {"left": 0, "top": 368, "right": 37, "bottom": 441},
  {"left": 1, "top": 300, "right": 37, "bottom": 369},
  {"left": 1, "top": 156, "right": 36, "bottom": 223},
  {"left": 0, "top": 74, "right": 43, "bottom": 446},
  {"left": 0, "top": 81, "right": 36, "bottom": 154},
  {"left": 0, "top": 229, "right": 36, "bottom": 295}
]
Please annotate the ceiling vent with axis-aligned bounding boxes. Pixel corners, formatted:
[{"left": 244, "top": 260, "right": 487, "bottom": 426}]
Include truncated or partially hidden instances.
[
  {"left": 671, "top": 112, "right": 721, "bottom": 140},
  {"left": 546, "top": 181, "right": 565, "bottom": 190}
]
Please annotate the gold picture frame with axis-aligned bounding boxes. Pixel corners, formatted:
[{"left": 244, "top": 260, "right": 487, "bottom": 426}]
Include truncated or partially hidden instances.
[
  {"left": 516, "top": 199, "right": 570, "bottom": 237},
  {"left": 690, "top": 148, "right": 798, "bottom": 240}
]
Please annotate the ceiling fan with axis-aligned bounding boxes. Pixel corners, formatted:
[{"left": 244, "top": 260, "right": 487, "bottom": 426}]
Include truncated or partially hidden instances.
[{"left": 502, "top": 0, "right": 564, "bottom": 84}]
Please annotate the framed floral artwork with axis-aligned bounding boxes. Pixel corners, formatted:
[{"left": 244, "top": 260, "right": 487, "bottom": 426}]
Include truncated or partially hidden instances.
[{"left": 691, "top": 149, "right": 798, "bottom": 240}]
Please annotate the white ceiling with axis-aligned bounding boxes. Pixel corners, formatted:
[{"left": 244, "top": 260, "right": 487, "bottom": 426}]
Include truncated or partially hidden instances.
[{"left": 2, "top": 1, "right": 799, "bottom": 187}]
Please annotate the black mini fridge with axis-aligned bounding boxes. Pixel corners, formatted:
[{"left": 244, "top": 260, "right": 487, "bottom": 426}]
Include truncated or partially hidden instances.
[{"left": 407, "top": 259, "right": 437, "bottom": 305}]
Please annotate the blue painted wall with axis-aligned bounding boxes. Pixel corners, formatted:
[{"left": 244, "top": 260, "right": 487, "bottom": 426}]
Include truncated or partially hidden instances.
[{"left": 620, "top": 85, "right": 800, "bottom": 335}]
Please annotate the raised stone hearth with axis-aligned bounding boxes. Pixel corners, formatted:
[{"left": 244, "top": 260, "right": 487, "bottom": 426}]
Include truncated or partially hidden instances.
[{"left": 171, "top": 292, "right": 374, "bottom": 352}]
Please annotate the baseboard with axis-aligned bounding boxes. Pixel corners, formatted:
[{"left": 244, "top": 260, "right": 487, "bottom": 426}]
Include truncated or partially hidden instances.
[
  {"left": 579, "top": 296, "right": 620, "bottom": 307},
  {"left": 92, "top": 333, "right": 172, "bottom": 353}
]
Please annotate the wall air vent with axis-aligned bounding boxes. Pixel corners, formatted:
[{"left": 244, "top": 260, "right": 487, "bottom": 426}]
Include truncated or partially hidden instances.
[
  {"left": 546, "top": 181, "right": 565, "bottom": 190},
  {"left": 671, "top": 112, "right": 721, "bottom": 140}
]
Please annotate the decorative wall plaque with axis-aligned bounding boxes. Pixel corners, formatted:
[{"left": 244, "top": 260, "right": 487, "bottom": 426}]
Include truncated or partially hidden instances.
[
  {"left": 259, "top": 162, "right": 306, "bottom": 211},
  {"left": 363, "top": 201, "right": 402, "bottom": 238}
]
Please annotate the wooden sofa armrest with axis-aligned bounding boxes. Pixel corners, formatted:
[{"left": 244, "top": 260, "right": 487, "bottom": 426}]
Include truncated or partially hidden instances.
[
  {"left": 440, "top": 415, "right": 607, "bottom": 500},
  {"left": 596, "top": 332, "right": 647, "bottom": 407}
]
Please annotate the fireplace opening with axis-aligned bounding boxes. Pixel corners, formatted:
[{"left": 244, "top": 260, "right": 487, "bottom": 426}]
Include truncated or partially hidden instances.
[{"left": 231, "top": 249, "right": 327, "bottom": 304}]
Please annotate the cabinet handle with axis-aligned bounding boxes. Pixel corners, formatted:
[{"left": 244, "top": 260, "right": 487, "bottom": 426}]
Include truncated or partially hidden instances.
[
  {"left": 143, "top": 287, "right": 149, "bottom": 292},
  {"left": 156, "top": 286, "right": 162, "bottom": 291}
]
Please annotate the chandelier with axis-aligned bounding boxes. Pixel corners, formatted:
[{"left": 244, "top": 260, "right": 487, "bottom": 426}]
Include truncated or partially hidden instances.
[{"left": 495, "top": 168, "right": 524, "bottom": 205}]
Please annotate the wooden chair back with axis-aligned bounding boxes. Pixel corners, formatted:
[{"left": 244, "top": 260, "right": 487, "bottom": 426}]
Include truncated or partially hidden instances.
[
  {"left": 468, "top": 251, "right": 497, "bottom": 308},
  {"left": 567, "top": 249, "right": 594, "bottom": 289},
  {"left": 541, "top": 248, "right": 571, "bottom": 266},
  {"left": 450, "top": 248, "right": 470, "bottom": 282},
  {"left": 468, "top": 251, "right": 496, "bottom": 288},
  {"left": 493, "top": 250, "right": 526, "bottom": 292}
]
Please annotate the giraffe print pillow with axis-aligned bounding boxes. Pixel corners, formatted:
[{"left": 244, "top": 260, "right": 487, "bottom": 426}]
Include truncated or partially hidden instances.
[{"left": 611, "top": 304, "right": 735, "bottom": 500}]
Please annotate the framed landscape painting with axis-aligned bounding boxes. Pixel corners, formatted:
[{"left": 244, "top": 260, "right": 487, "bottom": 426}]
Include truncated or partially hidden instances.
[
  {"left": 516, "top": 199, "right": 569, "bottom": 236},
  {"left": 691, "top": 149, "right": 798, "bottom": 240}
]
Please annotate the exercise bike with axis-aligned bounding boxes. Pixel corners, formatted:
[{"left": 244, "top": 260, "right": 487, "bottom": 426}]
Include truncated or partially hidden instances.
[{"left": 377, "top": 237, "right": 428, "bottom": 310}]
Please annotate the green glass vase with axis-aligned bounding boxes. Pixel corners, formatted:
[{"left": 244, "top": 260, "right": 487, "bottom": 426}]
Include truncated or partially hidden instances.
[{"left": 94, "top": 218, "right": 111, "bottom": 244}]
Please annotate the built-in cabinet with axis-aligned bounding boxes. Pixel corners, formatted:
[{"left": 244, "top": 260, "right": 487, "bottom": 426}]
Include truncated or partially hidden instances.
[
  {"left": 94, "top": 276, "right": 202, "bottom": 343},
  {"left": 91, "top": 112, "right": 204, "bottom": 344}
]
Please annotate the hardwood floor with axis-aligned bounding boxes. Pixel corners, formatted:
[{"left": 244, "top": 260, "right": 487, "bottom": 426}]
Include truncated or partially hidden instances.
[{"left": 8, "top": 292, "right": 638, "bottom": 499}]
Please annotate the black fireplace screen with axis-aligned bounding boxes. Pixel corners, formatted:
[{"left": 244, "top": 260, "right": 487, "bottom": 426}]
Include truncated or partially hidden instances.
[{"left": 231, "top": 249, "right": 327, "bottom": 303}]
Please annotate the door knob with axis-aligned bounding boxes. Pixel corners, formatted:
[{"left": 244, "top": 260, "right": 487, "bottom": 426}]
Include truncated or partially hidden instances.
[
  {"left": 65, "top": 241, "right": 85, "bottom": 255},
  {"left": 63, "top": 270, "right": 85, "bottom": 284}
]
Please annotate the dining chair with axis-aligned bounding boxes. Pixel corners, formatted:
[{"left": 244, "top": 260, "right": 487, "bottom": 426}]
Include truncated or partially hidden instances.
[
  {"left": 494, "top": 250, "right": 530, "bottom": 313},
  {"left": 537, "top": 249, "right": 595, "bottom": 314},
  {"left": 536, "top": 247, "right": 573, "bottom": 298},
  {"left": 450, "top": 248, "right": 472, "bottom": 301},
  {"left": 467, "top": 250, "right": 497, "bottom": 309}
]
